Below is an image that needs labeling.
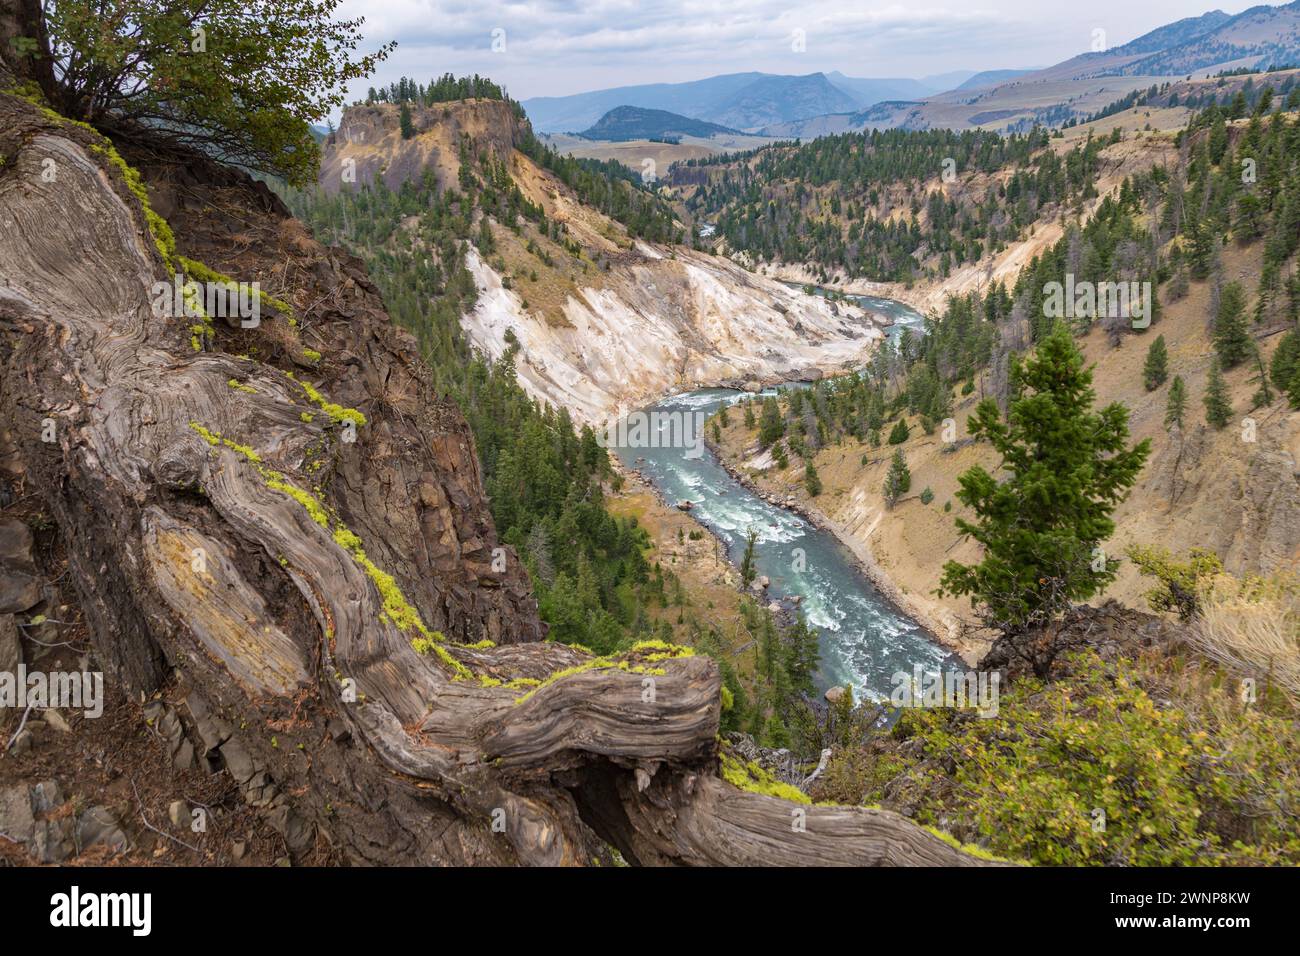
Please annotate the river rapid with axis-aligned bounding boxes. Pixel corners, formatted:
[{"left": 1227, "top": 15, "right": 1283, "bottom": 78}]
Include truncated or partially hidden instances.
[{"left": 613, "top": 289, "right": 959, "bottom": 700}]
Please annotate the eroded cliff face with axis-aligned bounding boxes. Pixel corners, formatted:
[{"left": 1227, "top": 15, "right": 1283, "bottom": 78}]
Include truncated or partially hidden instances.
[
  {"left": 319, "top": 98, "right": 529, "bottom": 195},
  {"left": 320, "top": 100, "right": 888, "bottom": 425},
  {"left": 462, "top": 243, "right": 881, "bottom": 423}
]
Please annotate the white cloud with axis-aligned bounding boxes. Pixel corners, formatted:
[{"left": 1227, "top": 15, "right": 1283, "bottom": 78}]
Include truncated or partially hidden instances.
[{"left": 334, "top": 0, "right": 1267, "bottom": 102}]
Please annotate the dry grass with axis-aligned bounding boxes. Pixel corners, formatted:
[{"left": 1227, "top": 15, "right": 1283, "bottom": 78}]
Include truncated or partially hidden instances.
[{"left": 1190, "top": 572, "right": 1300, "bottom": 703}]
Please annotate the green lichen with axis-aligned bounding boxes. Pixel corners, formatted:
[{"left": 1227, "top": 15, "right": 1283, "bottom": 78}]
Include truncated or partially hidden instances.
[
  {"left": 513, "top": 657, "right": 666, "bottom": 705},
  {"left": 228, "top": 378, "right": 257, "bottom": 395},
  {"left": 190, "top": 420, "right": 468, "bottom": 674},
  {"left": 720, "top": 752, "right": 811, "bottom": 804},
  {"left": 302, "top": 348, "right": 322, "bottom": 363},
  {"left": 179, "top": 256, "right": 297, "bottom": 323},
  {"left": 94, "top": 142, "right": 177, "bottom": 269},
  {"left": 265, "top": 478, "right": 329, "bottom": 527},
  {"left": 283, "top": 371, "right": 367, "bottom": 427},
  {"left": 921, "top": 825, "right": 1016, "bottom": 863}
]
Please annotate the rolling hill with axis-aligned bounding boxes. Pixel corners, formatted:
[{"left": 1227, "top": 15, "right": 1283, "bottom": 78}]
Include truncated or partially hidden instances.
[{"left": 578, "top": 106, "right": 742, "bottom": 141}]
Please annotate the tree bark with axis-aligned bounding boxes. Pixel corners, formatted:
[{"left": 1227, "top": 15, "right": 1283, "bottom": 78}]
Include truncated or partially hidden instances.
[
  {"left": 0, "top": 0, "right": 56, "bottom": 95},
  {"left": 0, "top": 85, "right": 1001, "bottom": 866}
]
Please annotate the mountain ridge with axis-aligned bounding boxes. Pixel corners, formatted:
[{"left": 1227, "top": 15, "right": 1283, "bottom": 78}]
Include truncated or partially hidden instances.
[{"left": 578, "top": 105, "right": 743, "bottom": 141}]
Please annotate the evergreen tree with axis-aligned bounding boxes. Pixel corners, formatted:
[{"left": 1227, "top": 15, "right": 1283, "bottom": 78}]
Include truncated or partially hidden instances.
[
  {"left": 883, "top": 449, "right": 911, "bottom": 509},
  {"left": 804, "top": 459, "right": 823, "bottom": 496},
  {"left": 1142, "top": 334, "right": 1169, "bottom": 391},
  {"left": 1203, "top": 358, "right": 1232, "bottom": 428},
  {"left": 1250, "top": 346, "right": 1274, "bottom": 408},
  {"left": 740, "top": 528, "right": 759, "bottom": 589},
  {"left": 1165, "top": 375, "right": 1187, "bottom": 429},
  {"left": 887, "top": 418, "right": 910, "bottom": 445},
  {"left": 1213, "top": 281, "right": 1252, "bottom": 368},
  {"left": 758, "top": 397, "right": 785, "bottom": 448},
  {"left": 1270, "top": 330, "right": 1300, "bottom": 404},
  {"left": 783, "top": 615, "right": 821, "bottom": 696},
  {"left": 938, "top": 324, "right": 1150, "bottom": 668},
  {"left": 399, "top": 101, "right": 415, "bottom": 139}
]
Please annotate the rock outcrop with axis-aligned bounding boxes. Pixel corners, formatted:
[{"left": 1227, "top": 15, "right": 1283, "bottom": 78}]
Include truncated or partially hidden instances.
[{"left": 319, "top": 100, "right": 886, "bottom": 425}]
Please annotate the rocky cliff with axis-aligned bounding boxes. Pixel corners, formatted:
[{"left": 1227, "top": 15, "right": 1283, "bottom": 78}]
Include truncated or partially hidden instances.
[{"left": 320, "top": 100, "right": 890, "bottom": 424}]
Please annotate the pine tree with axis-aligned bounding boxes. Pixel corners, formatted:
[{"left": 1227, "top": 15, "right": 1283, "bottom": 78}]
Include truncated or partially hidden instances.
[
  {"left": 1270, "top": 330, "right": 1300, "bottom": 397},
  {"left": 1142, "top": 334, "right": 1169, "bottom": 391},
  {"left": 739, "top": 527, "right": 759, "bottom": 589},
  {"left": 399, "top": 101, "right": 415, "bottom": 140},
  {"left": 783, "top": 615, "right": 821, "bottom": 696},
  {"left": 887, "top": 418, "right": 910, "bottom": 445},
  {"left": 1250, "top": 346, "right": 1274, "bottom": 408},
  {"left": 804, "top": 459, "right": 822, "bottom": 496},
  {"left": 1213, "top": 281, "right": 1252, "bottom": 368},
  {"left": 1165, "top": 375, "right": 1187, "bottom": 429},
  {"left": 938, "top": 324, "right": 1150, "bottom": 668},
  {"left": 883, "top": 449, "right": 910, "bottom": 509},
  {"left": 758, "top": 397, "right": 785, "bottom": 448},
  {"left": 1203, "top": 358, "right": 1232, "bottom": 428}
]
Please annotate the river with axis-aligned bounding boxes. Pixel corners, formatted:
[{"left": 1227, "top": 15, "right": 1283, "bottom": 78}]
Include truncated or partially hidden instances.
[{"left": 613, "top": 290, "right": 957, "bottom": 701}]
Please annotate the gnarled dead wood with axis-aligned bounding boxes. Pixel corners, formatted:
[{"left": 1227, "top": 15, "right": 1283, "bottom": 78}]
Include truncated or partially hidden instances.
[{"left": 0, "top": 87, "right": 1002, "bottom": 866}]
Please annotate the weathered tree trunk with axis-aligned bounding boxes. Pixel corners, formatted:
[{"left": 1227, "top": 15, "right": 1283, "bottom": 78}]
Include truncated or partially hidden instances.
[
  {"left": 0, "top": 0, "right": 55, "bottom": 95},
  {"left": 0, "top": 84, "right": 999, "bottom": 866}
]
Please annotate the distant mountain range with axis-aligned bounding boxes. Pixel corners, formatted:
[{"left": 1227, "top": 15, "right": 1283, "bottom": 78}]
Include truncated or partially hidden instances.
[
  {"left": 521, "top": 70, "right": 985, "bottom": 133},
  {"left": 578, "top": 106, "right": 741, "bottom": 142},
  {"left": 522, "top": 2, "right": 1300, "bottom": 141},
  {"left": 764, "top": 1, "right": 1300, "bottom": 137}
]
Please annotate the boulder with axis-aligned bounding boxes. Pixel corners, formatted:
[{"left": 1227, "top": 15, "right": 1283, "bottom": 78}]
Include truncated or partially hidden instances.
[
  {"left": 0, "top": 612, "right": 19, "bottom": 676},
  {"left": 77, "top": 806, "right": 129, "bottom": 855},
  {"left": 0, "top": 517, "right": 40, "bottom": 614}
]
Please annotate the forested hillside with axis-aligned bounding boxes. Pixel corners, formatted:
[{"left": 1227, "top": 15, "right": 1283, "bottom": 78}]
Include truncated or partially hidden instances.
[
  {"left": 284, "top": 155, "right": 672, "bottom": 655},
  {"left": 706, "top": 98, "right": 1300, "bottom": 864},
  {"left": 675, "top": 127, "right": 1107, "bottom": 282}
]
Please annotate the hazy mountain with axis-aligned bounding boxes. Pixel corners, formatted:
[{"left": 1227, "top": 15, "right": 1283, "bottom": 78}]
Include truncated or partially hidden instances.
[
  {"left": 707, "top": 73, "right": 860, "bottom": 130},
  {"left": 918, "top": 70, "right": 982, "bottom": 91},
  {"left": 755, "top": 2, "right": 1300, "bottom": 138},
  {"left": 1111, "top": 9, "right": 1233, "bottom": 55},
  {"left": 578, "top": 106, "right": 741, "bottom": 141},
  {"left": 521, "top": 72, "right": 767, "bottom": 132},
  {"left": 524, "top": 70, "right": 944, "bottom": 133},
  {"left": 824, "top": 71, "right": 935, "bottom": 104},
  {"left": 955, "top": 69, "right": 1038, "bottom": 91}
]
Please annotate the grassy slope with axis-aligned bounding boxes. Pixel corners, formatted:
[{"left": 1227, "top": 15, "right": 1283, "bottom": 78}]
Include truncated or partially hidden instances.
[{"left": 714, "top": 148, "right": 1298, "bottom": 658}]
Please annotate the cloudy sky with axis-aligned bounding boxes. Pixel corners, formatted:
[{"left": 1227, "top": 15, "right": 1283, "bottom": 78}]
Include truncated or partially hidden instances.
[{"left": 337, "top": 0, "right": 1266, "bottom": 102}]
